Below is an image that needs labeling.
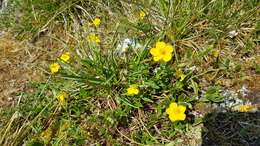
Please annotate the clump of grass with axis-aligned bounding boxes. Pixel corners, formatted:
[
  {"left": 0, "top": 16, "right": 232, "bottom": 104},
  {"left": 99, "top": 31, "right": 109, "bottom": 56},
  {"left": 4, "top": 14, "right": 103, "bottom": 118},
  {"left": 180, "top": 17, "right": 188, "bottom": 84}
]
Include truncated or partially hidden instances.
[{"left": 0, "top": 0, "right": 259, "bottom": 145}]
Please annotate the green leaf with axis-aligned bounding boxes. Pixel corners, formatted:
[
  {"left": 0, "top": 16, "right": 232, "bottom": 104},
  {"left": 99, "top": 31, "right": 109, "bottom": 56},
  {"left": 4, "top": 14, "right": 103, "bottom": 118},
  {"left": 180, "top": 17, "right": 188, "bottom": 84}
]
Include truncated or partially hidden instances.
[
  {"left": 142, "top": 97, "right": 154, "bottom": 103},
  {"left": 255, "top": 64, "right": 260, "bottom": 74},
  {"left": 144, "top": 81, "right": 160, "bottom": 89},
  {"left": 190, "top": 79, "right": 199, "bottom": 96},
  {"left": 203, "top": 86, "right": 224, "bottom": 103},
  {"left": 119, "top": 97, "right": 140, "bottom": 108},
  {"left": 165, "top": 142, "right": 175, "bottom": 146}
]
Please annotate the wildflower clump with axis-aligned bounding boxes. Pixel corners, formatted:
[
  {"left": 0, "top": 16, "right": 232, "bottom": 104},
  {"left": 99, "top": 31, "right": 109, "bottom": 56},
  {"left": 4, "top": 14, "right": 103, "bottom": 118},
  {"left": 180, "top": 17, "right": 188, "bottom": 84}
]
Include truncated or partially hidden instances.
[
  {"left": 166, "top": 102, "right": 186, "bottom": 122},
  {"left": 127, "top": 85, "right": 139, "bottom": 95},
  {"left": 60, "top": 52, "right": 70, "bottom": 62},
  {"left": 87, "top": 34, "right": 101, "bottom": 44},
  {"left": 150, "top": 41, "right": 174, "bottom": 62},
  {"left": 50, "top": 63, "right": 60, "bottom": 74}
]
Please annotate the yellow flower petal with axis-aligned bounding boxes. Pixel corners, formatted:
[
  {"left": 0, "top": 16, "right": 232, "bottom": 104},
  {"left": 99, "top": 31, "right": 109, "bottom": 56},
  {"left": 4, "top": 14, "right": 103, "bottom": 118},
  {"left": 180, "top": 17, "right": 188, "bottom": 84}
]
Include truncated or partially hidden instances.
[
  {"left": 56, "top": 92, "right": 68, "bottom": 105},
  {"left": 177, "top": 113, "right": 186, "bottom": 121},
  {"left": 139, "top": 11, "right": 146, "bottom": 20},
  {"left": 166, "top": 107, "right": 172, "bottom": 115},
  {"left": 169, "top": 102, "right": 178, "bottom": 109},
  {"left": 87, "top": 34, "right": 100, "bottom": 44},
  {"left": 165, "top": 44, "right": 174, "bottom": 53},
  {"left": 153, "top": 56, "right": 162, "bottom": 61},
  {"left": 156, "top": 41, "right": 166, "bottom": 49},
  {"left": 96, "top": 37, "right": 101, "bottom": 43},
  {"left": 134, "top": 89, "right": 139, "bottom": 94},
  {"left": 169, "top": 114, "right": 176, "bottom": 122},
  {"left": 150, "top": 47, "right": 159, "bottom": 56},
  {"left": 162, "top": 53, "right": 172, "bottom": 62},
  {"left": 169, "top": 113, "right": 186, "bottom": 122},
  {"left": 92, "top": 18, "right": 101, "bottom": 27},
  {"left": 178, "top": 105, "right": 186, "bottom": 113},
  {"left": 180, "top": 74, "right": 186, "bottom": 81}
]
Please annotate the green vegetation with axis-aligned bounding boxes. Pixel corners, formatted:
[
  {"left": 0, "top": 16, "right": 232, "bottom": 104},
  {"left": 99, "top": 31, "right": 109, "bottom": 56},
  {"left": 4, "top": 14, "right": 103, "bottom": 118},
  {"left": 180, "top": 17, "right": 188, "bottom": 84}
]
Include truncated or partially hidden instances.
[{"left": 0, "top": 0, "right": 259, "bottom": 145}]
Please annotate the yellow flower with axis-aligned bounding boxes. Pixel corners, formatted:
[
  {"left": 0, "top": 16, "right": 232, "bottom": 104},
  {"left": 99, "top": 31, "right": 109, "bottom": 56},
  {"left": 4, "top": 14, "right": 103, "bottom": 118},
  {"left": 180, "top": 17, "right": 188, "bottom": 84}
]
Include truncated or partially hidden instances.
[
  {"left": 239, "top": 104, "right": 255, "bottom": 112},
  {"left": 150, "top": 41, "right": 174, "bottom": 62},
  {"left": 92, "top": 18, "right": 101, "bottom": 27},
  {"left": 60, "top": 52, "right": 70, "bottom": 62},
  {"left": 50, "top": 63, "right": 60, "bottom": 74},
  {"left": 87, "top": 34, "right": 100, "bottom": 44},
  {"left": 56, "top": 92, "right": 68, "bottom": 105},
  {"left": 127, "top": 85, "right": 139, "bottom": 95},
  {"left": 166, "top": 102, "right": 186, "bottom": 122},
  {"left": 139, "top": 10, "right": 146, "bottom": 20}
]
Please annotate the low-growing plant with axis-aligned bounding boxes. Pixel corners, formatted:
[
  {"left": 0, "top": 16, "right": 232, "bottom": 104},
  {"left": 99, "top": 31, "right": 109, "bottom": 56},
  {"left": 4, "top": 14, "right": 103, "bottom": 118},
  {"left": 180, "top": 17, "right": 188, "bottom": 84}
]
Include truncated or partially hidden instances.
[{"left": 0, "top": 0, "right": 259, "bottom": 145}]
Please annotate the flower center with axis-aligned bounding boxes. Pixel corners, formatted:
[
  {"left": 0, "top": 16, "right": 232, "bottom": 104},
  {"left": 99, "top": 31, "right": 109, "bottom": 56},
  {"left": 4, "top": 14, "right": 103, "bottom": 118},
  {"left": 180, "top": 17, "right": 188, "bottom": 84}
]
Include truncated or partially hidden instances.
[
  {"left": 160, "top": 49, "right": 167, "bottom": 55},
  {"left": 173, "top": 108, "right": 182, "bottom": 114}
]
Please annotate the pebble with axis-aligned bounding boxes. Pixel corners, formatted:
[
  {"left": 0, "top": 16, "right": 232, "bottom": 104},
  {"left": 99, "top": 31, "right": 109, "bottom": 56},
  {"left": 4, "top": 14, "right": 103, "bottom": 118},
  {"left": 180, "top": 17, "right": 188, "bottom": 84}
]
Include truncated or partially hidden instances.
[{"left": 114, "top": 38, "right": 143, "bottom": 57}]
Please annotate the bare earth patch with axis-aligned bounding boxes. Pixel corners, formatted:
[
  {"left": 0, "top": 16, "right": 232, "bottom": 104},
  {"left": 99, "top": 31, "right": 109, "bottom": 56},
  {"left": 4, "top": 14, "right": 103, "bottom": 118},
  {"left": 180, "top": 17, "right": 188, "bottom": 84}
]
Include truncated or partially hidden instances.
[{"left": 0, "top": 32, "right": 45, "bottom": 106}]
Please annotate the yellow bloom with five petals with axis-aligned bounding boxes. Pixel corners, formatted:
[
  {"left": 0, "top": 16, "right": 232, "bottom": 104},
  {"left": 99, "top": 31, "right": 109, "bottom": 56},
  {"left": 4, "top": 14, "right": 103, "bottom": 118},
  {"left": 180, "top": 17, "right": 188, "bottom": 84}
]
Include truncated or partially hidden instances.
[
  {"left": 87, "top": 34, "right": 100, "bottom": 44},
  {"left": 50, "top": 63, "right": 60, "bottom": 74},
  {"left": 150, "top": 41, "right": 174, "bottom": 62},
  {"left": 127, "top": 85, "right": 139, "bottom": 95},
  {"left": 166, "top": 102, "right": 186, "bottom": 122},
  {"left": 60, "top": 52, "right": 70, "bottom": 62}
]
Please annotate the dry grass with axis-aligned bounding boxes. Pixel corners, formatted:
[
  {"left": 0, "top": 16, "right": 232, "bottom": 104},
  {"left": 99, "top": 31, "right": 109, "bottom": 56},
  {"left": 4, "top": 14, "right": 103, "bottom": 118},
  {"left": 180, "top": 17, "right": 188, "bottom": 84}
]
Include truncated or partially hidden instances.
[
  {"left": 0, "top": 30, "right": 65, "bottom": 106},
  {"left": 0, "top": 32, "right": 39, "bottom": 106}
]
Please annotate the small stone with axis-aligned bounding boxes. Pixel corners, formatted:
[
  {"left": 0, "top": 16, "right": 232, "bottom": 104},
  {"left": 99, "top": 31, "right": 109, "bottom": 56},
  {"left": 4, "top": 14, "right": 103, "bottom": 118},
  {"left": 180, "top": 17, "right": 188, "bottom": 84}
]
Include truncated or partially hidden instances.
[
  {"left": 228, "top": 30, "right": 238, "bottom": 38},
  {"left": 114, "top": 38, "right": 143, "bottom": 57}
]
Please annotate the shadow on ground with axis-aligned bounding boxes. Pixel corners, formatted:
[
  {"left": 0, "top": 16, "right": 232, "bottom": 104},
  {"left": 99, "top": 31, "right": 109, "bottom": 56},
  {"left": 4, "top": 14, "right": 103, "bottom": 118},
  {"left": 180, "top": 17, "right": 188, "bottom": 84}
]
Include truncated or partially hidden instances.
[{"left": 202, "top": 111, "right": 260, "bottom": 146}]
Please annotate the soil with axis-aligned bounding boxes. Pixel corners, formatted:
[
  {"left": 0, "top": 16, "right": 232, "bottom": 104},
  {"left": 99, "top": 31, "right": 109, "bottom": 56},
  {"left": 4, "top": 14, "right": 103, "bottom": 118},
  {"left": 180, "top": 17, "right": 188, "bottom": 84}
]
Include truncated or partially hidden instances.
[{"left": 0, "top": 32, "right": 48, "bottom": 107}]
